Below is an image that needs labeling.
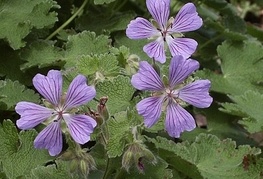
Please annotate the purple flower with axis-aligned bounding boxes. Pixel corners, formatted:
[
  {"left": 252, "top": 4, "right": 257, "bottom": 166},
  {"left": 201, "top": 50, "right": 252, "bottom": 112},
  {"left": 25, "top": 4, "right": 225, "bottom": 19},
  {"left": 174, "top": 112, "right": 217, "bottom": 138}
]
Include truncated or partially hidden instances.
[
  {"left": 15, "top": 70, "right": 97, "bottom": 156},
  {"left": 126, "top": 1, "right": 202, "bottom": 63},
  {"left": 131, "top": 56, "right": 212, "bottom": 137}
]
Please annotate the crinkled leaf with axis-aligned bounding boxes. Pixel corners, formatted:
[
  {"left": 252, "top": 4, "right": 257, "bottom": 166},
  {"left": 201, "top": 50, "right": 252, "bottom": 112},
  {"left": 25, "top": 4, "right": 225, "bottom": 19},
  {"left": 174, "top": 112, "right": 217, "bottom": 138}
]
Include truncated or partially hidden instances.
[
  {"left": 221, "top": 91, "right": 263, "bottom": 133},
  {"left": 148, "top": 134, "right": 262, "bottom": 179},
  {"left": 20, "top": 40, "right": 64, "bottom": 70},
  {"left": 64, "top": 31, "right": 111, "bottom": 68},
  {"left": 0, "top": 80, "right": 40, "bottom": 110},
  {"left": 0, "top": 120, "right": 52, "bottom": 178},
  {"left": 95, "top": 75, "right": 135, "bottom": 115},
  {"left": 107, "top": 111, "right": 130, "bottom": 158},
  {"left": 0, "top": 0, "right": 59, "bottom": 49},
  {"left": 197, "top": 41, "right": 263, "bottom": 95},
  {"left": 77, "top": 53, "right": 120, "bottom": 78}
]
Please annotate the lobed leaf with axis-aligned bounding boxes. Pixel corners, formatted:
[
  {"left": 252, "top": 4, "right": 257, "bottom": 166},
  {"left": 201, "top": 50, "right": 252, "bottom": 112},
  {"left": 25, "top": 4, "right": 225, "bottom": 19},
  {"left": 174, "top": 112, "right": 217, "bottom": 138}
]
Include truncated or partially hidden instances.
[
  {"left": 221, "top": 91, "right": 263, "bottom": 133},
  {"left": 0, "top": 0, "right": 59, "bottom": 49},
  {"left": 148, "top": 134, "right": 262, "bottom": 179},
  {"left": 0, "top": 120, "right": 53, "bottom": 178},
  {"left": 0, "top": 80, "right": 40, "bottom": 110}
]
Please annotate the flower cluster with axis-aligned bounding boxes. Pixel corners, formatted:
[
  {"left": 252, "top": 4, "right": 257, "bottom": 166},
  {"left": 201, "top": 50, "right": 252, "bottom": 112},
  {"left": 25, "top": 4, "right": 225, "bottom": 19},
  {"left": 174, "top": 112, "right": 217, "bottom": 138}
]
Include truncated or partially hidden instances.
[
  {"left": 16, "top": 70, "right": 97, "bottom": 156},
  {"left": 14, "top": 0, "right": 212, "bottom": 158},
  {"left": 127, "top": 0, "right": 212, "bottom": 137}
]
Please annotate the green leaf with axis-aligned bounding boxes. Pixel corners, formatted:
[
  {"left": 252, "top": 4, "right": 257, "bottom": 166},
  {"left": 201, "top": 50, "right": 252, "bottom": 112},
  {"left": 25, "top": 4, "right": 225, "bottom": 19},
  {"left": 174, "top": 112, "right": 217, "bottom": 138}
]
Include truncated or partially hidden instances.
[
  {"left": 0, "top": 120, "right": 52, "bottom": 178},
  {"left": 29, "top": 160, "right": 78, "bottom": 179},
  {"left": 64, "top": 31, "right": 111, "bottom": 68},
  {"left": 94, "top": 0, "right": 116, "bottom": 5},
  {"left": 0, "top": 0, "right": 59, "bottom": 49},
  {"left": 95, "top": 75, "right": 135, "bottom": 115},
  {"left": 0, "top": 80, "right": 40, "bottom": 110},
  {"left": 148, "top": 134, "right": 262, "bottom": 179},
  {"left": 76, "top": 12, "right": 135, "bottom": 34},
  {"left": 247, "top": 23, "right": 263, "bottom": 42},
  {"left": 20, "top": 40, "right": 64, "bottom": 70},
  {"left": 221, "top": 91, "right": 263, "bottom": 133},
  {"left": 106, "top": 111, "right": 130, "bottom": 158},
  {"left": 77, "top": 53, "right": 120, "bottom": 78},
  {"left": 196, "top": 40, "right": 263, "bottom": 95}
]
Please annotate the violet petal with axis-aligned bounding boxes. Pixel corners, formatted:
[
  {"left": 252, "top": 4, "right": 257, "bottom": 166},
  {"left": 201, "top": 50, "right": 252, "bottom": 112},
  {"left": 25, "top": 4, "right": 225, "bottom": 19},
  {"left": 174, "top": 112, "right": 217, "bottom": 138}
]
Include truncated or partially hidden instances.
[
  {"left": 64, "top": 75, "right": 96, "bottom": 109},
  {"left": 137, "top": 96, "right": 164, "bottom": 128},
  {"left": 15, "top": 102, "right": 53, "bottom": 130},
  {"left": 170, "top": 3, "right": 203, "bottom": 33},
  {"left": 34, "top": 121, "right": 63, "bottom": 156},
  {"left": 166, "top": 36, "right": 198, "bottom": 59},
  {"left": 165, "top": 102, "right": 196, "bottom": 138},
  {"left": 131, "top": 61, "right": 164, "bottom": 91},
  {"left": 146, "top": 0, "right": 170, "bottom": 29},
  {"left": 63, "top": 114, "right": 97, "bottom": 144},
  {"left": 33, "top": 70, "right": 62, "bottom": 106},
  {"left": 169, "top": 56, "right": 199, "bottom": 88},
  {"left": 178, "top": 80, "right": 213, "bottom": 108},
  {"left": 143, "top": 37, "right": 166, "bottom": 63},
  {"left": 126, "top": 17, "right": 159, "bottom": 39}
]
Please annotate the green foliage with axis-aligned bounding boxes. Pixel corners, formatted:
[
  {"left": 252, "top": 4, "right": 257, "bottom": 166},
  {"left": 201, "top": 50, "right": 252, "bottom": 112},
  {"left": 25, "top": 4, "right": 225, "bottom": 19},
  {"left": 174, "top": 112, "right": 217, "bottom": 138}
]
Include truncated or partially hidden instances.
[
  {"left": 149, "top": 134, "right": 263, "bottom": 179},
  {"left": 20, "top": 40, "right": 64, "bottom": 70},
  {"left": 0, "top": 0, "right": 59, "bottom": 49},
  {"left": 197, "top": 40, "right": 263, "bottom": 95},
  {"left": 0, "top": 80, "right": 40, "bottom": 110},
  {"left": 221, "top": 91, "right": 263, "bottom": 133},
  {"left": 0, "top": 120, "right": 53, "bottom": 178},
  {"left": 0, "top": 0, "right": 263, "bottom": 178}
]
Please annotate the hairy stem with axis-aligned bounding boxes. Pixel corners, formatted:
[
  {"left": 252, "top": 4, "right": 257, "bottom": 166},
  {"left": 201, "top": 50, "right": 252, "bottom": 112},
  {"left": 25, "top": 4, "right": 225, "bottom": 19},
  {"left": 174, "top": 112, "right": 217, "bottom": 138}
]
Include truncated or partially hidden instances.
[{"left": 45, "top": 0, "right": 88, "bottom": 40}]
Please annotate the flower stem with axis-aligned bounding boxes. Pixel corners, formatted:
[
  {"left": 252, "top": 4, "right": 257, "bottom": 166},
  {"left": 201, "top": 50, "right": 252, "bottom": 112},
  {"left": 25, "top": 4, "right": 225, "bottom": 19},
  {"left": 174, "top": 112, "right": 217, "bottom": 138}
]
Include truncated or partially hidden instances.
[
  {"left": 102, "top": 157, "right": 110, "bottom": 179},
  {"left": 45, "top": 0, "right": 88, "bottom": 40}
]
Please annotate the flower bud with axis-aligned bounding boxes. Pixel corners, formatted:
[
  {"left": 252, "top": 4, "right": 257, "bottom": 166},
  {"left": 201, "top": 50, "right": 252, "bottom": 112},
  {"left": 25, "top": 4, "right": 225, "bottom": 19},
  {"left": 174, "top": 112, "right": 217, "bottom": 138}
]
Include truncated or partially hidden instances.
[
  {"left": 61, "top": 147, "right": 96, "bottom": 176},
  {"left": 121, "top": 142, "right": 157, "bottom": 173},
  {"left": 122, "top": 150, "right": 134, "bottom": 172}
]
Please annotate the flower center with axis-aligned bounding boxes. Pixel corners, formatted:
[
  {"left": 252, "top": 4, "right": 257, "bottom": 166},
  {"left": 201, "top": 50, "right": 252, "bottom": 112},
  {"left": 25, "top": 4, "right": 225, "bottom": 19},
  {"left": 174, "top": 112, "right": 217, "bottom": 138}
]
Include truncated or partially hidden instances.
[{"left": 165, "top": 88, "right": 179, "bottom": 102}]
